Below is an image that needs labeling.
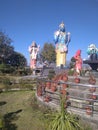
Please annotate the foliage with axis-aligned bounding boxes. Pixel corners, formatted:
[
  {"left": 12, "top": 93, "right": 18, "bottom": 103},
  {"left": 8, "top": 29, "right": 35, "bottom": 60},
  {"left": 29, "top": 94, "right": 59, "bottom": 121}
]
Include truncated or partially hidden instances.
[
  {"left": 40, "top": 43, "right": 56, "bottom": 63},
  {"left": 0, "top": 31, "right": 27, "bottom": 71},
  {"left": 7, "top": 51, "right": 27, "bottom": 68},
  {"left": 11, "top": 66, "right": 32, "bottom": 76},
  {"left": 69, "top": 57, "right": 76, "bottom": 69},
  {"left": 0, "top": 31, "right": 14, "bottom": 64},
  {"left": 0, "top": 75, "right": 38, "bottom": 90},
  {"left": 48, "top": 69, "right": 55, "bottom": 79},
  {"left": 68, "top": 69, "right": 74, "bottom": 76},
  {"left": 2, "top": 77, "right": 11, "bottom": 85},
  {"left": 0, "top": 115, "right": 4, "bottom": 129},
  {"left": 48, "top": 95, "right": 82, "bottom": 130},
  {"left": 0, "top": 63, "right": 15, "bottom": 74},
  {"left": 0, "top": 63, "right": 30, "bottom": 76},
  {"left": 0, "top": 75, "right": 12, "bottom": 90}
]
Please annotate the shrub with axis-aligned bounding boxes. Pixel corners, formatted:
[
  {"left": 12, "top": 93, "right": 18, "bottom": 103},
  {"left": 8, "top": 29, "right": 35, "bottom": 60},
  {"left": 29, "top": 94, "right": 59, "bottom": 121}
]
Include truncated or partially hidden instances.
[
  {"left": 68, "top": 69, "right": 74, "bottom": 76},
  {"left": 48, "top": 69, "right": 55, "bottom": 80},
  {"left": 48, "top": 95, "right": 82, "bottom": 130},
  {"left": 0, "top": 63, "right": 15, "bottom": 74}
]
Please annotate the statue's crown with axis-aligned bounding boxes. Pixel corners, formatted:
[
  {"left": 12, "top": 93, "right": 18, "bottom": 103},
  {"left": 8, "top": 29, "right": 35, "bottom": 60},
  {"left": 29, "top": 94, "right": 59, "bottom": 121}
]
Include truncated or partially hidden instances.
[
  {"left": 31, "top": 41, "right": 37, "bottom": 47},
  {"left": 59, "top": 22, "right": 65, "bottom": 32}
]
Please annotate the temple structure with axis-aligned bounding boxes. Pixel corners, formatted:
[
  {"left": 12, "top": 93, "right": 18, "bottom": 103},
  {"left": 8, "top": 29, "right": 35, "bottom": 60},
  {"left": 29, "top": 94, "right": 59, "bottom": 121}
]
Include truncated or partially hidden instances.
[{"left": 54, "top": 22, "right": 71, "bottom": 67}]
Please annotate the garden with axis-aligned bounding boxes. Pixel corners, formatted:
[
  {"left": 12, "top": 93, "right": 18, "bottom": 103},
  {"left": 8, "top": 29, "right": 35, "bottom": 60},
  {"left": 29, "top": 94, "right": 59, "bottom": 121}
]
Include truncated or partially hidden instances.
[{"left": 0, "top": 74, "right": 94, "bottom": 130}]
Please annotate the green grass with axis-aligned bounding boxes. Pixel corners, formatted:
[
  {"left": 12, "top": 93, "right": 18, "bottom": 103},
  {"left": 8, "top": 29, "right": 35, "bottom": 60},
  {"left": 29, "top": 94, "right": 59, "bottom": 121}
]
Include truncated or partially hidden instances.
[
  {"left": 0, "top": 90, "right": 93, "bottom": 130},
  {"left": 0, "top": 90, "right": 49, "bottom": 130}
]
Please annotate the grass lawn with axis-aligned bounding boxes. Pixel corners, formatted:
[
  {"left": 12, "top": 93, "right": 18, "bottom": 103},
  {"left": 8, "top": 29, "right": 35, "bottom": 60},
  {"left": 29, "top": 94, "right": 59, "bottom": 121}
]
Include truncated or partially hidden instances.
[{"left": 0, "top": 90, "right": 48, "bottom": 130}]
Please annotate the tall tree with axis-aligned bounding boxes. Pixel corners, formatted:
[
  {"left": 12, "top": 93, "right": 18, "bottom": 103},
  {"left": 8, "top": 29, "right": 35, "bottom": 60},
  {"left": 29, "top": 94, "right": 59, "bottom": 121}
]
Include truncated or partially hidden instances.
[
  {"left": 7, "top": 51, "right": 27, "bottom": 68},
  {"left": 0, "top": 31, "right": 27, "bottom": 68},
  {"left": 0, "top": 31, "right": 14, "bottom": 63},
  {"left": 40, "top": 43, "right": 56, "bottom": 63}
]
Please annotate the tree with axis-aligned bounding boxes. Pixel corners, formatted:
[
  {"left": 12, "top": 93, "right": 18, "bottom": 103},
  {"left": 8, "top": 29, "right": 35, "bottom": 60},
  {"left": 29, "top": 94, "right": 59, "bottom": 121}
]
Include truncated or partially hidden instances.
[
  {"left": 7, "top": 51, "right": 27, "bottom": 68},
  {"left": 0, "top": 31, "right": 14, "bottom": 64},
  {"left": 0, "top": 31, "right": 27, "bottom": 68},
  {"left": 40, "top": 43, "right": 56, "bottom": 63}
]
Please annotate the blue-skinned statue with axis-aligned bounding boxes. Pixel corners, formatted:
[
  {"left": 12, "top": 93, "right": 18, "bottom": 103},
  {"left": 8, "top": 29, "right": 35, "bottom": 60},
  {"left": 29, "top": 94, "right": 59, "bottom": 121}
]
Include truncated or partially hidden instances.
[{"left": 54, "top": 22, "right": 71, "bottom": 67}]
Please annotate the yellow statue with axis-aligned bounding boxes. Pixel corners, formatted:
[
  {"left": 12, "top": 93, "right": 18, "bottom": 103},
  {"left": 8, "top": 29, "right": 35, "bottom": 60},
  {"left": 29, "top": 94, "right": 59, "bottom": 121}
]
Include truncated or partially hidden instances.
[{"left": 54, "top": 22, "right": 71, "bottom": 67}]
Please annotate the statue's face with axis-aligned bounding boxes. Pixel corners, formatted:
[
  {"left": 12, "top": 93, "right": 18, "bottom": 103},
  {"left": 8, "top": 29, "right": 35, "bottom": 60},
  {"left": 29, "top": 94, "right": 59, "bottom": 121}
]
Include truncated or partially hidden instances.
[
  {"left": 59, "top": 23, "right": 65, "bottom": 32},
  {"left": 89, "top": 44, "right": 96, "bottom": 50}
]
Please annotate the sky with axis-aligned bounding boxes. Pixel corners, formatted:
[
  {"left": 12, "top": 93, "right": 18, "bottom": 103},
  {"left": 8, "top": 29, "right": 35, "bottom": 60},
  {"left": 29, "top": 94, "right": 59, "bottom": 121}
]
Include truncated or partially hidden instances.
[{"left": 0, "top": 0, "right": 98, "bottom": 65}]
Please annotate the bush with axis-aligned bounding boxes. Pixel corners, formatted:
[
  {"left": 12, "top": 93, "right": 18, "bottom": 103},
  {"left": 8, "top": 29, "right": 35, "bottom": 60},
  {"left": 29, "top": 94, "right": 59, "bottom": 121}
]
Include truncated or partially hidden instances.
[
  {"left": 13, "top": 67, "right": 32, "bottom": 76},
  {"left": 0, "top": 63, "right": 15, "bottom": 74},
  {"left": 48, "top": 95, "right": 82, "bottom": 130},
  {"left": 2, "top": 78, "right": 11, "bottom": 85},
  {"left": 68, "top": 69, "right": 74, "bottom": 76},
  {"left": 48, "top": 69, "right": 55, "bottom": 80}
]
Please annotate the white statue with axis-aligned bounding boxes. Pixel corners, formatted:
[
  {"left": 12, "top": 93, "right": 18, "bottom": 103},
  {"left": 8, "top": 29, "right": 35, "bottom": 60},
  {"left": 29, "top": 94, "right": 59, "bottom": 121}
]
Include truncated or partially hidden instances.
[{"left": 28, "top": 41, "right": 40, "bottom": 69}]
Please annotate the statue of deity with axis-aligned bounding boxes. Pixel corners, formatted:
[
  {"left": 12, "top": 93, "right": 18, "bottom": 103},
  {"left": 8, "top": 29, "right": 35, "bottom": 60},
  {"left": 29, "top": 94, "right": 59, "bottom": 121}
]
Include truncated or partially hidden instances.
[
  {"left": 87, "top": 44, "right": 98, "bottom": 61},
  {"left": 28, "top": 41, "right": 40, "bottom": 69},
  {"left": 74, "top": 50, "right": 82, "bottom": 75},
  {"left": 83, "top": 44, "right": 98, "bottom": 71},
  {"left": 54, "top": 22, "right": 71, "bottom": 67}
]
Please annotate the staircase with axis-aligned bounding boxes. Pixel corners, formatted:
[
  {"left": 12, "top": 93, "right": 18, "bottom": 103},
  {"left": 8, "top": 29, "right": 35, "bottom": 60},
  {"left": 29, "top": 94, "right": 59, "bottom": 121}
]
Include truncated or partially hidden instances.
[{"left": 36, "top": 76, "right": 98, "bottom": 124}]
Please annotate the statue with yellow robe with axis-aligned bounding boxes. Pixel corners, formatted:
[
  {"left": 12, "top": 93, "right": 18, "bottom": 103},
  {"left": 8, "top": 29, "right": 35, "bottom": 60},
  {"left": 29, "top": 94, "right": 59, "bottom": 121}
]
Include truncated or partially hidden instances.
[{"left": 54, "top": 22, "right": 71, "bottom": 67}]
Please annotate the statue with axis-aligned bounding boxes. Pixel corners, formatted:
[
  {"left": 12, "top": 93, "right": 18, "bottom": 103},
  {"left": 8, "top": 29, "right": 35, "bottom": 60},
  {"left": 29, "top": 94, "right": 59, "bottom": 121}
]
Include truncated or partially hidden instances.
[
  {"left": 28, "top": 41, "right": 40, "bottom": 69},
  {"left": 54, "top": 22, "right": 71, "bottom": 67},
  {"left": 74, "top": 50, "right": 83, "bottom": 75},
  {"left": 83, "top": 43, "right": 98, "bottom": 71},
  {"left": 87, "top": 44, "right": 98, "bottom": 61}
]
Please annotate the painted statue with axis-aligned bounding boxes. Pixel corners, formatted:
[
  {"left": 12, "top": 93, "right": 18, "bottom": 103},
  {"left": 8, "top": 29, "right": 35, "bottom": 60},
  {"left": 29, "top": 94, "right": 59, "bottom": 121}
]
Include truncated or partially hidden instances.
[
  {"left": 54, "top": 22, "right": 71, "bottom": 67},
  {"left": 87, "top": 44, "right": 98, "bottom": 61},
  {"left": 28, "top": 41, "right": 40, "bottom": 69},
  {"left": 74, "top": 50, "right": 82, "bottom": 75}
]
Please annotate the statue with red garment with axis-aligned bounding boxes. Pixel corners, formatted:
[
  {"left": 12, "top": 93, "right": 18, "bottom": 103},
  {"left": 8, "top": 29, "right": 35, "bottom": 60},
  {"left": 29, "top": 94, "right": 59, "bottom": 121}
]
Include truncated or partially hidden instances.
[
  {"left": 73, "top": 50, "right": 83, "bottom": 75},
  {"left": 28, "top": 41, "right": 40, "bottom": 69}
]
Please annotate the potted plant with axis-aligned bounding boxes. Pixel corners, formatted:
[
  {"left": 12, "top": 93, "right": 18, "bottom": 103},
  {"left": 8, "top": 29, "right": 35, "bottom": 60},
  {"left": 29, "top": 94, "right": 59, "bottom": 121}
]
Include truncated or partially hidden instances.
[
  {"left": 86, "top": 106, "right": 92, "bottom": 115},
  {"left": 37, "top": 88, "right": 42, "bottom": 96},
  {"left": 88, "top": 75, "right": 96, "bottom": 85},
  {"left": 51, "top": 83, "right": 57, "bottom": 92},
  {"left": 44, "top": 95, "right": 51, "bottom": 102},
  {"left": 62, "top": 72, "right": 68, "bottom": 82},
  {"left": 62, "top": 84, "right": 68, "bottom": 89},
  {"left": 46, "top": 81, "right": 51, "bottom": 89},
  {"left": 60, "top": 89, "right": 66, "bottom": 95},
  {"left": 92, "top": 93, "right": 97, "bottom": 100},
  {"left": 89, "top": 87, "right": 96, "bottom": 93},
  {"left": 74, "top": 77, "right": 80, "bottom": 83}
]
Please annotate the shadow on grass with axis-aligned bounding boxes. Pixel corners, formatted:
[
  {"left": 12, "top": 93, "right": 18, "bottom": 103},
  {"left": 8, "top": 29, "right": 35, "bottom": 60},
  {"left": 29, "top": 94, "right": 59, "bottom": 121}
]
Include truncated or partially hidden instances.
[
  {"left": 0, "top": 101, "right": 6, "bottom": 106},
  {"left": 3, "top": 109, "right": 22, "bottom": 130}
]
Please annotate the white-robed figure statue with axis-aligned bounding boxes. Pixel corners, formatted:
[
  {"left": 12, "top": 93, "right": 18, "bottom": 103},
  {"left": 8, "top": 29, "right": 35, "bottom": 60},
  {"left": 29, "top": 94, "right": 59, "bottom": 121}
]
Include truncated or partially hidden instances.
[
  {"left": 87, "top": 44, "right": 98, "bottom": 61},
  {"left": 28, "top": 41, "right": 40, "bottom": 69},
  {"left": 54, "top": 22, "right": 71, "bottom": 67}
]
